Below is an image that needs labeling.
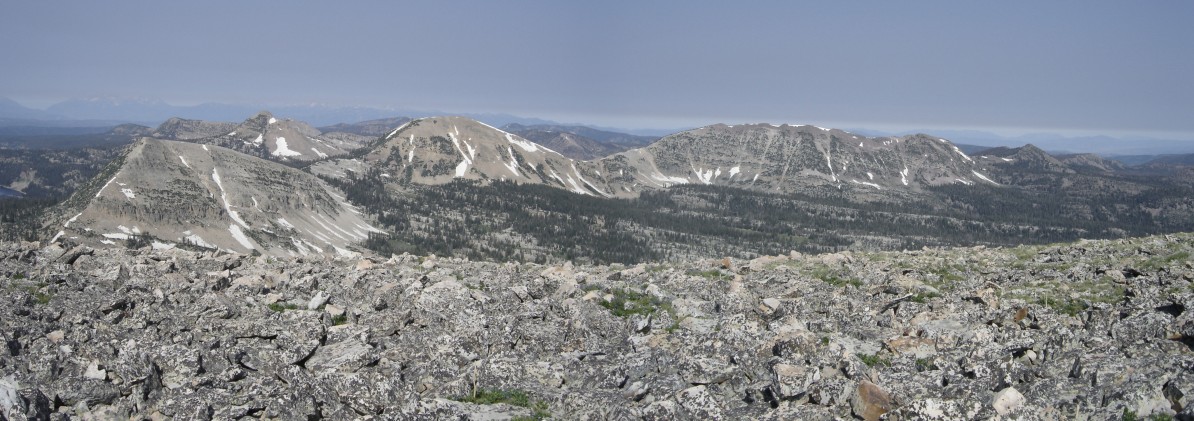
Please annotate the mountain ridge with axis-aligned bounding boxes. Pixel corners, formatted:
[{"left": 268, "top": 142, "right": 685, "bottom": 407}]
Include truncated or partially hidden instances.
[{"left": 44, "top": 137, "right": 382, "bottom": 256}]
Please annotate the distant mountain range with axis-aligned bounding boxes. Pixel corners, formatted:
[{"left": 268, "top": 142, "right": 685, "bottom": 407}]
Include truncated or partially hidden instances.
[
  {"left": 0, "top": 96, "right": 588, "bottom": 132},
  {"left": 6, "top": 96, "right": 1193, "bottom": 156},
  {"left": 20, "top": 111, "right": 1188, "bottom": 261},
  {"left": 850, "top": 127, "right": 1194, "bottom": 157}
]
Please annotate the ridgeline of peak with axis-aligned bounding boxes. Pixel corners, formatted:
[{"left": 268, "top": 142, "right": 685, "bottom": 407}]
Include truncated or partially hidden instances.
[
  {"left": 314, "top": 116, "right": 1004, "bottom": 199},
  {"left": 342, "top": 116, "right": 600, "bottom": 193},
  {"left": 599, "top": 123, "right": 997, "bottom": 194},
  {"left": 153, "top": 117, "right": 237, "bottom": 140},
  {"left": 504, "top": 128, "right": 629, "bottom": 160},
  {"left": 318, "top": 116, "right": 413, "bottom": 137},
  {"left": 151, "top": 111, "right": 373, "bottom": 162},
  {"left": 44, "top": 138, "right": 380, "bottom": 256}
]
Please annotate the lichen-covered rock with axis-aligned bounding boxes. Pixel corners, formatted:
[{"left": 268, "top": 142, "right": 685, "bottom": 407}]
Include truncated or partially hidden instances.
[{"left": 0, "top": 234, "right": 1191, "bottom": 419}]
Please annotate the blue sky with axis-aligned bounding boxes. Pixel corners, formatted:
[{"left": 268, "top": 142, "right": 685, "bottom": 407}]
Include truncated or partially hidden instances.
[{"left": 1, "top": 1, "right": 1191, "bottom": 137}]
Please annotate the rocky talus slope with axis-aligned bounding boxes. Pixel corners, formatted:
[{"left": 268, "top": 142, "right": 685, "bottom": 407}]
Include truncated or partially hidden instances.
[{"left": 1, "top": 234, "right": 1193, "bottom": 420}]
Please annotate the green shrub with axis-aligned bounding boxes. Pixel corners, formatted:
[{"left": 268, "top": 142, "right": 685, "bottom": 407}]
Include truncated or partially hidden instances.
[
  {"left": 454, "top": 389, "right": 549, "bottom": 421},
  {"left": 685, "top": 269, "right": 726, "bottom": 280},
  {"left": 909, "top": 291, "right": 941, "bottom": 303},
  {"left": 598, "top": 288, "right": 674, "bottom": 318},
  {"left": 915, "top": 358, "right": 938, "bottom": 371},
  {"left": 858, "top": 353, "right": 891, "bottom": 367},
  {"left": 331, "top": 314, "right": 348, "bottom": 325},
  {"left": 268, "top": 302, "right": 299, "bottom": 313}
]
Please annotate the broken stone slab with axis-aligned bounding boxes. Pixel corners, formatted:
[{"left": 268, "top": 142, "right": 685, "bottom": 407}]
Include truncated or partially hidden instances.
[
  {"left": 990, "top": 386, "right": 1024, "bottom": 416},
  {"left": 305, "top": 339, "right": 375, "bottom": 374},
  {"left": 850, "top": 380, "right": 894, "bottom": 421},
  {"left": 308, "top": 291, "right": 328, "bottom": 310}
]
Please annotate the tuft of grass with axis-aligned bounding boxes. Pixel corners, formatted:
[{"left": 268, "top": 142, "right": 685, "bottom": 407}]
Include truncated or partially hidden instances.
[
  {"left": 686, "top": 269, "right": 726, "bottom": 280},
  {"left": 909, "top": 291, "right": 941, "bottom": 303},
  {"left": 11, "top": 272, "right": 25, "bottom": 279},
  {"left": 805, "top": 264, "right": 862, "bottom": 288},
  {"left": 858, "top": 353, "right": 891, "bottom": 368},
  {"left": 331, "top": 314, "right": 349, "bottom": 325},
  {"left": 598, "top": 288, "right": 674, "bottom": 319},
  {"left": 1140, "top": 251, "right": 1191, "bottom": 272},
  {"left": 455, "top": 389, "right": 550, "bottom": 421},
  {"left": 646, "top": 264, "right": 669, "bottom": 274},
  {"left": 268, "top": 302, "right": 299, "bottom": 313},
  {"left": 915, "top": 358, "right": 938, "bottom": 372}
]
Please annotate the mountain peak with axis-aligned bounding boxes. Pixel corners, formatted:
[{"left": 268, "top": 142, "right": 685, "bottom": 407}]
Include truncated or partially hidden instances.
[{"left": 47, "top": 138, "right": 379, "bottom": 256}]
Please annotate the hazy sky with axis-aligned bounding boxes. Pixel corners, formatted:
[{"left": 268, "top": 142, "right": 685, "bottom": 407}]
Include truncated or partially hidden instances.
[{"left": 2, "top": 1, "right": 1191, "bottom": 137}]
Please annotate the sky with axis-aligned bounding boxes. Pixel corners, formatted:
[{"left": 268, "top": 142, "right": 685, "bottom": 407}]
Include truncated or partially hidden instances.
[{"left": 1, "top": 1, "right": 1192, "bottom": 138}]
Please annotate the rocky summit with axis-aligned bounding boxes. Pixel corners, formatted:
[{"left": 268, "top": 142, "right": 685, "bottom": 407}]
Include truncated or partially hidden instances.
[{"left": 1, "top": 233, "right": 1192, "bottom": 420}]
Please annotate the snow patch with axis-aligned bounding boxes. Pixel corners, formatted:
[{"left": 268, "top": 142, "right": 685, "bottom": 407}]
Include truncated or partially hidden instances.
[
  {"left": 178, "top": 156, "right": 191, "bottom": 168},
  {"left": 301, "top": 239, "right": 324, "bottom": 253},
  {"left": 102, "top": 233, "right": 130, "bottom": 240},
  {"left": 182, "top": 231, "right": 216, "bottom": 249},
  {"left": 311, "top": 147, "right": 328, "bottom": 158},
  {"left": 752, "top": 173, "right": 760, "bottom": 182},
  {"left": 212, "top": 169, "right": 249, "bottom": 228},
  {"left": 228, "top": 224, "right": 255, "bottom": 251},
  {"left": 900, "top": 167, "right": 909, "bottom": 186},
  {"left": 272, "top": 137, "right": 303, "bottom": 157},
  {"left": 953, "top": 146, "right": 973, "bottom": 162},
  {"left": 955, "top": 178, "right": 974, "bottom": 186},
  {"left": 448, "top": 132, "right": 472, "bottom": 177},
  {"left": 850, "top": 179, "right": 882, "bottom": 190},
  {"left": 692, "top": 165, "right": 715, "bottom": 185},
  {"left": 548, "top": 168, "right": 566, "bottom": 186},
  {"left": 50, "top": 231, "right": 64, "bottom": 243},
  {"left": 121, "top": 188, "right": 135, "bottom": 199},
  {"left": 465, "top": 140, "right": 476, "bottom": 159},
  {"left": 503, "top": 146, "right": 522, "bottom": 177},
  {"left": 563, "top": 175, "right": 587, "bottom": 195},
  {"left": 95, "top": 175, "right": 119, "bottom": 198},
  {"left": 151, "top": 241, "right": 175, "bottom": 250},
  {"left": 824, "top": 154, "right": 837, "bottom": 182},
  {"left": 385, "top": 120, "right": 414, "bottom": 140},
  {"left": 64, "top": 213, "right": 82, "bottom": 228},
  {"left": 971, "top": 170, "right": 998, "bottom": 185},
  {"left": 268, "top": 117, "right": 277, "bottom": 125},
  {"left": 276, "top": 218, "right": 295, "bottom": 230},
  {"left": 407, "top": 149, "right": 414, "bottom": 163},
  {"left": 506, "top": 132, "right": 540, "bottom": 153},
  {"left": 729, "top": 166, "right": 740, "bottom": 178},
  {"left": 573, "top": 163, "right": 610, "bottom": 197},
  {"left": 1001, "top": 157, "right": 1013, "bottom": 162},
  {"left": 290, "top": 237, "right": 310, "bottom": 256},
  {"left": 202, "top": 145, "right": 209, "bottom": 152},
  {"left": 866, "top": 172, "right": 874, "bottom": 180},
  {"left": 333, "top": 246, "right": 357, "bottom": 258}
]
